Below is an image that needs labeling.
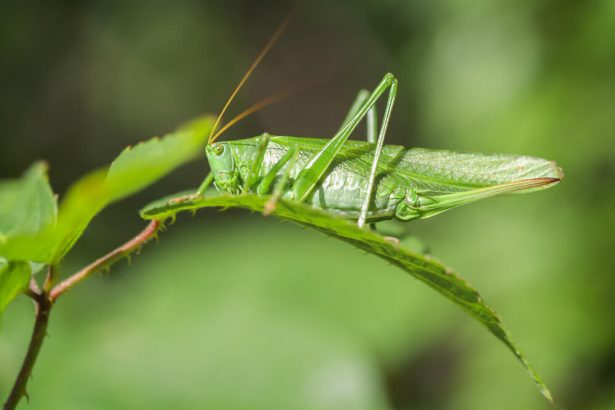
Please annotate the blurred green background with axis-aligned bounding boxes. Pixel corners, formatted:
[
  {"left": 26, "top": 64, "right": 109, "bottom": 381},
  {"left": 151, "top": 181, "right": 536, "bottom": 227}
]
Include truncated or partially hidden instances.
[{"left": 1, "top": 0, "right": 614, "bottom": 409}]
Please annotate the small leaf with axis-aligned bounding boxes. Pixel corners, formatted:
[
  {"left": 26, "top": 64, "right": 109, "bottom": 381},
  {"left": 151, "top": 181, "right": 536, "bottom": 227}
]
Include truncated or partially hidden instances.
[
  {"left": 0, "top": 258, "right": 30, "bottom": 314},
  {"left": 0, "top": 163, "right": 56, "bottom": 264},
  {"left": 0, "top": 162, "right": 56, "bottom": 240},
  {"left": 141, "top": 191, "right": 554, "bottom": 402},
  {"left": 0, "top": 116, "right": 214, "bottom": 263}
]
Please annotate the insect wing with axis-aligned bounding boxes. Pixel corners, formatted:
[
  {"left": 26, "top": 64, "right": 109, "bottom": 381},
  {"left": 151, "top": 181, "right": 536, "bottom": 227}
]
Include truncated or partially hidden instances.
[{"left": 391, "top": 148, "right": 563, "bottom": 196}]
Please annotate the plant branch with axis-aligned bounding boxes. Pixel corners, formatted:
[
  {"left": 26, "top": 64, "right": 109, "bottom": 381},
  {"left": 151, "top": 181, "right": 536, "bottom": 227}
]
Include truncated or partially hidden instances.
[
  {"left": 3, "top": 292, "right": 51, "bottom": 410},
  {"left": 50, "top": 219, "right": 161, "bottom": 302},
  {"left": 3, "top": 220, "right": 162, "bottom": 410},
  {"left": 42, "top": 265, "right": 56, "bottom": 293},
  {"left": 24, "top": 279, "right": 41, "bottom": 300}
]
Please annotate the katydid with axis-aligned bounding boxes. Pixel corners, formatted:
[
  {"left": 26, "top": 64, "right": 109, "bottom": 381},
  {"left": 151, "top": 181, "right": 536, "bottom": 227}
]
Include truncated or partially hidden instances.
[{"left": 196, "top": 20, "right": 562, "bottom": 228}]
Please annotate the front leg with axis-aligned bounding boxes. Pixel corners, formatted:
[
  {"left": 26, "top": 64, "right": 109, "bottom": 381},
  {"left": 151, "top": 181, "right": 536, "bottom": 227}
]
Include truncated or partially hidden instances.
[
  {"left": 243, "top": 133, "right": 271, "bottom": 193},
  {"left": 195, "top": 172, "right": 214, "bottom": 197},
  {"left": 260, "top": 146, "right": 299, "bottom": 215}
]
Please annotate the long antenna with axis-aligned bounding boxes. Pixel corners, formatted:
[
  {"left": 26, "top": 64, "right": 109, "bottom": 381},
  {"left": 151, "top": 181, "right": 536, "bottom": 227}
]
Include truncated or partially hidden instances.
[
  {"left": 210, "top": 80, "right": 318, "bottom": 143},
  {"left": 208, "top": 9, "right": 296, "bottom": 145}
]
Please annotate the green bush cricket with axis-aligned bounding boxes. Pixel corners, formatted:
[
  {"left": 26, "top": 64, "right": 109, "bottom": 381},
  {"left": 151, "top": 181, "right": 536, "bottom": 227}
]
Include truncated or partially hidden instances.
[
  {"left": 139, "top": 15, "right": 563, "bottom": 401},
  {"left": 196, "top": 15, "right": 562, "bottom": 229}
]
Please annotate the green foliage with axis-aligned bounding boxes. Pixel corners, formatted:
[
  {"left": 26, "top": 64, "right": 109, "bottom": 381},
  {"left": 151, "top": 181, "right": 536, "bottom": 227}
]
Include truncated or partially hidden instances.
[
  {"left": 106, "top": 117, "right": 213, "bottom": 202},
  {"left": 0, "top": 163, "right": 56, "bottom": 241},
  {"left": 0, "top": 117, "right": 214, "bottom": 265},
  {"left": 0, "top": 116, "right": 213, "bottom": 320},
  {"left": 0, "top": 164, "right": 54, "bottom": 314},
  {"left": 45, "top": 116, "right": 213, "bottom": 263},
  {"left": 141, "top": 190, "right": 553, "bottom": 402},
  {"left": 4, "top": 221, "right": 417, "bottom": 410},
  {"left": 0, "top": 259, "right": 30, "bottom": 314}
]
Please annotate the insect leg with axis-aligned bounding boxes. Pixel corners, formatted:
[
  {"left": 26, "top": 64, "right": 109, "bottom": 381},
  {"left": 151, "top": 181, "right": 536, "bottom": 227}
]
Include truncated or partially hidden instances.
[
  {"left": 396, "top": 178, "right": 556, "bottom": 221},
  {"left": 256, "top": 146, "right": 298, "bottom": 195},
  {"left": 358, "top": 77, "right": 398, "bottom": 228},
  {"left": 195, "top": 172, "right": 214, "bottom": 196},
  {"left": 303, "top": 89, "right": 377, "bottom": 229},
  {"left": 367, "top": 99, "right": 380, "bottom": 230},
  {"left": 366, "top": 99, "right": 378, "bottom": 144},
  {"left": 263, "top": 146, "right": 299, "bottom": 215},
  {"left": 337, "top": 90, "right": 378, "bottom": 143},
  {"left": 243, "top": 133, "right": 271, "bottom": 193},
  {"left": 292, "top": 73, "right": 398, "bottom": 203}
]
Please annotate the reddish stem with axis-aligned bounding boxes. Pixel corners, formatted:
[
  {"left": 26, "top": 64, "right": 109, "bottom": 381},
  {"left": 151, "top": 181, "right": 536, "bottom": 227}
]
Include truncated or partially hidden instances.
[
  {"left": 50, "top": 219, "right": 160, "bottom": 302},
  {"left": 3, "top": 219, "right": 162, "bottom": 410}
]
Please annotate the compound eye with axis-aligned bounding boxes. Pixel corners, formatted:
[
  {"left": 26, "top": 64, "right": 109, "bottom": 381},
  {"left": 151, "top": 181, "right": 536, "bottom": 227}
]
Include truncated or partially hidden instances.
[{"left": 213, "top": 144, "right": 224, "bottom": 155}]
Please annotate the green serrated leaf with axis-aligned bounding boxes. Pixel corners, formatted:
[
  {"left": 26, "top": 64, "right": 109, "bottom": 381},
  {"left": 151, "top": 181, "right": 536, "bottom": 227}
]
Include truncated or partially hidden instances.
[
  {"left": 106, "top": 116, "right": 212, "bottom": 202},
  {"left": 0, "top": 258, "right": 31, "bottom": 314},
  {"left": 0, "top": 116, "right": 214, "bottom": 263},
  {"left": 48, "top": 115, "right": 214, "bottom": 263},
  {"left": 0, "top": 162, "right": 56, "bottom": 240},
  {"left": 140, "top": 191, "right": 553, "bottom": 403},
  {"left": 0, "top": 163, "right": 56, "bottom": 265}
]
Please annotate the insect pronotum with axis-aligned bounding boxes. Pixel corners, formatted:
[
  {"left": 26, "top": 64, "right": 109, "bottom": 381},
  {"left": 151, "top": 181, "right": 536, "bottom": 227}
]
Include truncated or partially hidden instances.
[{"left": 196, "top": 13, "right": 562, "bottom": 228}]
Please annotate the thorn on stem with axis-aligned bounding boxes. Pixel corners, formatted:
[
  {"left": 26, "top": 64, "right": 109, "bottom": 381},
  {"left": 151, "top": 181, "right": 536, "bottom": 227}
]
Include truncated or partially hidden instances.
[
  {"left": 384, "top": 236, "right": 401, "bottom": 247},
  {"left": 263, "top": 197, "right": 279, "bottom": 216}
]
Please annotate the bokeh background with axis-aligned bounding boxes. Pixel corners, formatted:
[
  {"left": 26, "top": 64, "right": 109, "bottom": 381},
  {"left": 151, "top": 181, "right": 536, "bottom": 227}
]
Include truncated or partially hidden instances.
[{"left": 1, "top": 1, "right": 614, "bottom": 409}]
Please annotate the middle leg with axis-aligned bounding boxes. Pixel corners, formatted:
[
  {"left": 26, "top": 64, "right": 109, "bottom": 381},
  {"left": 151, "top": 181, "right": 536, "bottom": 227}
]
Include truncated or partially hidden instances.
[{"left": 292, "top": 73, "right": 398, "bottom": 215}]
